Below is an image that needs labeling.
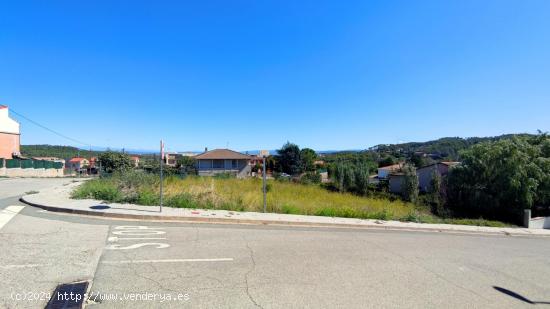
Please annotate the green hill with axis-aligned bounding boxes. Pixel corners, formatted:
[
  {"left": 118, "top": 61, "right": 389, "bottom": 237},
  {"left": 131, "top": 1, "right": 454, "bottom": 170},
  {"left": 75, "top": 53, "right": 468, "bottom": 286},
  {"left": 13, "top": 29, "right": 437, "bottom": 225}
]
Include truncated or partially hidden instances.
[
  {"left": 370, "top": 134, "right": 534, "bottom": 160},
  {"left": 21, "top": 145, "right": 102, "bottom": 159}
]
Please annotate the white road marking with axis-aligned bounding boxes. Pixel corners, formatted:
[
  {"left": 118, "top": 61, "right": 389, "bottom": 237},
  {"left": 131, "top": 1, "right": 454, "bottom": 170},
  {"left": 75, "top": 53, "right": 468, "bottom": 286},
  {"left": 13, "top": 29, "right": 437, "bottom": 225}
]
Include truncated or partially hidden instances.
[
  {"left": 0, "top": 206, "right": 25, "bottom": 230},
  {"left": 101, "top": 258, "right": 234, "bottom": 264},
  {"left": 108, "top": 236, "right": 167, "bottom": 242},
  {"left": 0, "top": 264, "right": 47, "bottom": 269},
  {"left": 105, "top": 243, "right": 171, "bottom": 250}
]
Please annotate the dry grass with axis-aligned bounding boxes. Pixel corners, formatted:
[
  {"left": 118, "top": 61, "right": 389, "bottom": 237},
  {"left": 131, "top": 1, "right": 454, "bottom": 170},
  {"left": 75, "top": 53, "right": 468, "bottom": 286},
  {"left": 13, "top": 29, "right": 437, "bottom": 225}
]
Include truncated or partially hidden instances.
[
  {"left": 161, "top": 176, "right": 414, "bottom": 219},
  {"left": 73, "top": 173, "right": 509, "bottom": 226}
]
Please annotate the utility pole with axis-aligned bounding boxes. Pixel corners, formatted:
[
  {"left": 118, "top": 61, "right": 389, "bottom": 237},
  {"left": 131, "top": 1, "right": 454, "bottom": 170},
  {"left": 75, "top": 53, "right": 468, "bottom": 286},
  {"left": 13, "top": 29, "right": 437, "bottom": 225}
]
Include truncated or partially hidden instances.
[{"left": 160, "top": 140, "right": 164, "bottom": 213}]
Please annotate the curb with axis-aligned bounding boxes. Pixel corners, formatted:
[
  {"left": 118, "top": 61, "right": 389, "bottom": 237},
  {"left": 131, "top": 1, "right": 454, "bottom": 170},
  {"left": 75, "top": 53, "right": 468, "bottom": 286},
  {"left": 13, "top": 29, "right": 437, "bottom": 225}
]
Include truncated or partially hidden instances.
[{"left": 20, "top": 196, "right": 550, "bottom": 237}]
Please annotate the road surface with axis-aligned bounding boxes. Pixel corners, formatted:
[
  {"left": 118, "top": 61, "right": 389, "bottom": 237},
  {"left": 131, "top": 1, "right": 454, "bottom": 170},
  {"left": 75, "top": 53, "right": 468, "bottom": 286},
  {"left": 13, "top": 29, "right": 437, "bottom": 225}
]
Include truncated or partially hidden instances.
[{"left": 0, "top": 178, "right": 549, "bottom": 308}]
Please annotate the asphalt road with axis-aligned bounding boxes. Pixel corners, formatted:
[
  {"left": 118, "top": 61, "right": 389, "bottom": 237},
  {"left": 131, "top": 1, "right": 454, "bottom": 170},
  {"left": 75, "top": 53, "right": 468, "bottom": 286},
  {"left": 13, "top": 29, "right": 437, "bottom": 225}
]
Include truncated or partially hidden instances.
[{"left": 0, "top": 178, "right": 549, "bottom": 308}]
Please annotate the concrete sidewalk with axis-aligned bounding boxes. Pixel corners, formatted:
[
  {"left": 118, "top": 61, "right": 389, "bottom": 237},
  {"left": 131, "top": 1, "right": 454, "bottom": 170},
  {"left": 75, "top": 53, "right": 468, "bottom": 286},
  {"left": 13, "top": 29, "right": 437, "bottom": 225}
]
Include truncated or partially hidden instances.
[{"left": 20, "top": 180, "right": 550, "bottom": 237}]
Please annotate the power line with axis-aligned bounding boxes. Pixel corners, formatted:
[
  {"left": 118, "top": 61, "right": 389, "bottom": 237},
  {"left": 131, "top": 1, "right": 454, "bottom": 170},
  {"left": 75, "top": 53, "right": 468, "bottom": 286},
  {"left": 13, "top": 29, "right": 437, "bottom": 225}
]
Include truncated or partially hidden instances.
[{"left": 7, "top": 106, "right": 91, "bottom": 147}]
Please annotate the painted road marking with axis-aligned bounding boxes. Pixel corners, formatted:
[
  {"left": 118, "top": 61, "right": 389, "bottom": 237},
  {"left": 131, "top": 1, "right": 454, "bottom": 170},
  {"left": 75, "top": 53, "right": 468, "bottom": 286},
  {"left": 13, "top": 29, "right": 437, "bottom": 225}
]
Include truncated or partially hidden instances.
[
  {"left": 101, "top": 258, "right": 234, "bottom": 265},
  {"left": 108, "top": 236, "right": 167, "bottom": 242},
  {"left": 0, "top": 206, "right": 25, "bottom": 230},
  {"left": 105, "top": 243, "right": 170, "bottom": 250},
  {"left": 106, "top": 226, "right": 171, "bottom": 250},
  {"left": 0, "top": 264, "right": 48, "bottom": 269}
]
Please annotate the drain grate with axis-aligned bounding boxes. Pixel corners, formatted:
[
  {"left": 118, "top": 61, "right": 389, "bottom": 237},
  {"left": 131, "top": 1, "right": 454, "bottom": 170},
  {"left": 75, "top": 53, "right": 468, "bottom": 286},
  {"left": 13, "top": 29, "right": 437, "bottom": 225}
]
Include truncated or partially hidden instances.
[{"left": 45, "top": 281, "right": 88, "bottom": 309}]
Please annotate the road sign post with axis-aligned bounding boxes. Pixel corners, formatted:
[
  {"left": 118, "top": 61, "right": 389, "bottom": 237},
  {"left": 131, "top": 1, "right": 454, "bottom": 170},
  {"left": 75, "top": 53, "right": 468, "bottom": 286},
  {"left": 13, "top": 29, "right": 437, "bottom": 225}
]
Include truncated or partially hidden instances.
[
  {"left": 260, "top": 150, "right": 269, "bottom": 213},
  {"left": 160, "top": 140, "right": 164, "bottom": 213}
]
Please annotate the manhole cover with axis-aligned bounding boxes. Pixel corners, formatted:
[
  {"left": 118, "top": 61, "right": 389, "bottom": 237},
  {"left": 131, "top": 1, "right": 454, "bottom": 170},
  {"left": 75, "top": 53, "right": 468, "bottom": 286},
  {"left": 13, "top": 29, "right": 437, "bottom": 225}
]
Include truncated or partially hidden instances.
[
  {"left": 90, "top": 205, "right": 110, "bottom": 210},
  {"left": 45, "top": 281, "right": 88, "bottom": 309}
]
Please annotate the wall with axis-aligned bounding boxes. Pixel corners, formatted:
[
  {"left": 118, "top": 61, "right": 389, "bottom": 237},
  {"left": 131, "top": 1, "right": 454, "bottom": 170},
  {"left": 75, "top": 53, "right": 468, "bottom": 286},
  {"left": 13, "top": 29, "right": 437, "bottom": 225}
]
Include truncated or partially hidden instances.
[
  {"left": 0, "top": 167, "right": 64, "bottom": 177},
  {"left": 389, "top": 175, "right": 404, "bottom": 194},
  {"left": 524, "top": 210, "right": 550, "bottom": 229},
  {"left": 0, "top": 107, "right": 20, "bottom": 134},
  {"left": 0, "top": 133, "right": 20, "bottom": 159}
]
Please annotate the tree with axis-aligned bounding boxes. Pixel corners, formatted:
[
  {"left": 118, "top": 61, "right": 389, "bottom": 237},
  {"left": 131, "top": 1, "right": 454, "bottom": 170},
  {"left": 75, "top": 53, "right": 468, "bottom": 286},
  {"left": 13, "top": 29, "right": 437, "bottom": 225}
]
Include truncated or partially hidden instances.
[
  {"left": 447, "top": 135, "right": 550, "bottom": 223},
  {"left": 354, "top": 163, "right": 370, "bottom": 195},
  {"left": 300, "top": 148, "right": 317, "bottom": 172},
  {"left": 401, "top": 164, "right": 419, "bottom": 203},
  {"left": 429, "top": 170, "right": 446, "bottom": 215},
  {"left": 176, "top": 156, "right": 197, "bottom": 175},
  {"left": 276, "top": 142, "right": 302, "bottom": 175},
  {"left": 379, "top": 156, "right": 396, "bottom": 167},
  {"left": 98, "top": 151, "right": 133, "bottom": 173},
  {"left": 330, "top": 161, "right": 356, "bottom": 193}
]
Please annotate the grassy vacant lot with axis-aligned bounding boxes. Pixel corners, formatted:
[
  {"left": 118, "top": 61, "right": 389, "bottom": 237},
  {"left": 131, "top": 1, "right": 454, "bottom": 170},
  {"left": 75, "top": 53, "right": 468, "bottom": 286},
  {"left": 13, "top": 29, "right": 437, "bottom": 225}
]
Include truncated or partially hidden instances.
[{"left": 71, "top": 172, "right": 508, "bottom": 226}]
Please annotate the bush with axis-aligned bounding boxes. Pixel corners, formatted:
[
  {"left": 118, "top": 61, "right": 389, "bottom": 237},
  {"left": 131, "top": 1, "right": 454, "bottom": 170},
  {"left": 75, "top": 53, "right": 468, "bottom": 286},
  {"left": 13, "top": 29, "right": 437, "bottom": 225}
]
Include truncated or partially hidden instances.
[
  {"left": 300, "top": 172, "right": 321, "bottom": 185},
  {"left": 72, "top": 179, "right": 122, "bottom": 202},
  {"left": 98, "top": 151, "right": 133, "bottom": 173},
  {"left": 166, "top": 193, "right": 199, "bottom": 208}
]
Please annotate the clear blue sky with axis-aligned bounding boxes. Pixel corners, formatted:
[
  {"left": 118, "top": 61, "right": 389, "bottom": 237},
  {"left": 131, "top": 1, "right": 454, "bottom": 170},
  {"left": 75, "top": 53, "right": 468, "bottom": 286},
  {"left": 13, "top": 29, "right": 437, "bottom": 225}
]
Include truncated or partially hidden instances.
[{"left": 1, "top": 0, "right": 549, "bottom": 152}]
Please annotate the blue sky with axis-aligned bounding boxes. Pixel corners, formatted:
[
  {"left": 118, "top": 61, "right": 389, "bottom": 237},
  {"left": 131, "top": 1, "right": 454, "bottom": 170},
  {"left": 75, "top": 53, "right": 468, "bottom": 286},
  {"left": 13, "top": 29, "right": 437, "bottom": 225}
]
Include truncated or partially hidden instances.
[{"left": 1, "top": 0, "right": 549, "bottom": 152}]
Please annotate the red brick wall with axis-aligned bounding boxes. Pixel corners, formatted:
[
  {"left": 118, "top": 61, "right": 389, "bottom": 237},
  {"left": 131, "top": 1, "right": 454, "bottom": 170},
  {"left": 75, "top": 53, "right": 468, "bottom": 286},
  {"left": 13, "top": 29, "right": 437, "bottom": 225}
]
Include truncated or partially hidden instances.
[{"left": 0, "top": 133, "right": 20, "bottom": 159}]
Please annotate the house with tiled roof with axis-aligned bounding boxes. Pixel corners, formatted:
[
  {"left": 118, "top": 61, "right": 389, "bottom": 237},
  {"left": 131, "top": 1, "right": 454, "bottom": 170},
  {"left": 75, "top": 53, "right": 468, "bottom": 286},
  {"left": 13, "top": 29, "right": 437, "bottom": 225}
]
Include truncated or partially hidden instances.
[
  {"left": 66, "top": 157, "right": 90, "bottom": 171},
  {"left": 194, "top": 148, "right": 252, "bottom": 177}
]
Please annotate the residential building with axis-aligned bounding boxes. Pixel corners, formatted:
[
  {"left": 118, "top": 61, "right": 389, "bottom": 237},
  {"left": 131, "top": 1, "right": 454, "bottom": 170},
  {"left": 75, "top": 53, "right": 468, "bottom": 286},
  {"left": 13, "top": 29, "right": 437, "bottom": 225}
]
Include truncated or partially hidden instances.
[
  {"left": 388, "top": 173, "right": 405, "bottom": 194},
  {"left": 377, "top": 163, "right": 404, "bottom": 179},
  {"left": 194, "top": 148, "right": 252, "bottom": 177},
  {"left": 388, "top": 161, "right": 460, "bottom": 194},
  {"left": 89, "top": 157, "right": 97, "bottom": 168},
  {"left": 0, "top": 105, "right": 21, "bottom": 159},
  {"left": 417, "top": 162, "right": 459, "bottom": 192},
  {"left": 66, "top": 157, "right": 90, "bottom": 171},
  {"left": 130, "top": 156, "right": 140, "bottom": 168},
  {"left": 164, "top": 153, "right": 178, "bottom": 166}
]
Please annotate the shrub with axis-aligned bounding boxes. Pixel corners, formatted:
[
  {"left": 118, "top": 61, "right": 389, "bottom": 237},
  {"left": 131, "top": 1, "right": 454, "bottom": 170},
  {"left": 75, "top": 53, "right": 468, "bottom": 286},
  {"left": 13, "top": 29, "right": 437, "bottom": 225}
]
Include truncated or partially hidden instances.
[
  {"left": 98, "top": 151, "right": 133, "bottom": 173},
  {"left": 166, "top": 193, "right": 198, "bottom": 208},
  {"left": 300, "top": 172, "right": 321, "bottom": 185},
  {"left": 72, "top": 179, "right": 122, "bottom": 202}
]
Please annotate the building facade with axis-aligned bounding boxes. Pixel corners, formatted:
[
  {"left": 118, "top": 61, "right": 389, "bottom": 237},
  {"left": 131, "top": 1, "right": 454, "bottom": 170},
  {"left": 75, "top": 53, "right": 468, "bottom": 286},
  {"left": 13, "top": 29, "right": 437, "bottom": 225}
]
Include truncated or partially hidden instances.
[
  {"left": 194, "top": 149, "right": 252, "bottom": 178},
  {"left": 0, "top": 106, "right": 21, "bottom": 159}
]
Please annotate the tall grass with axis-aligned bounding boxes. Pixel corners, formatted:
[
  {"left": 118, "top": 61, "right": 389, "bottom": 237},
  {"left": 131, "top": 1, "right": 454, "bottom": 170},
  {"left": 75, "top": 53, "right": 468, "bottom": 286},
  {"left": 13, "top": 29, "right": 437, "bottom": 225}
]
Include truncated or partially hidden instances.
[
  {"left": 71, "top": 171, "right": 509, "bottom": 226},
  {"left": 72, "top": 171, "right": 414, "bottom": 218}
]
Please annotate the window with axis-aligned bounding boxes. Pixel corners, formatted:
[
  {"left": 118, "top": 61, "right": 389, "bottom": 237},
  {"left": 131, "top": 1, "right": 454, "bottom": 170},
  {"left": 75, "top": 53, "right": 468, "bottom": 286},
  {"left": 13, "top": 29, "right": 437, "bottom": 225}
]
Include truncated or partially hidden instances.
[
  {"left": 232, "top": 160, "right": 239, "bottom": 169},
  {"left": 199, "top": 160, "right": 211, "bottom": 169},
  {"left": 213, "top": 160, "right": 224, "bottom": 169}
]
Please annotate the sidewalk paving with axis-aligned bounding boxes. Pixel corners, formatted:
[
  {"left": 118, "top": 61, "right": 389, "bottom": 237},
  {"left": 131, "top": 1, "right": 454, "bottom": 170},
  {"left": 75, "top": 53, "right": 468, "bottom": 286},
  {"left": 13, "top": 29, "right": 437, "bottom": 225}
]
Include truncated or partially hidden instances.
[{"left": 21, "top": 180, "right": 550, "bottom": 237}]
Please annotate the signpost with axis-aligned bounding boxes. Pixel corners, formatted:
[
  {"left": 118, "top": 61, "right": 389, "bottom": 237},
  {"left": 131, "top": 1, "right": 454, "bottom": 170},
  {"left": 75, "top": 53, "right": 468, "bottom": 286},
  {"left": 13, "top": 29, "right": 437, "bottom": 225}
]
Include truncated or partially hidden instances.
[
  {"left": 160, "top": 140, "right": 164, "bottom": 213},
  {"left": 260, "top": 150, "right": 269, "bottom": 213}
]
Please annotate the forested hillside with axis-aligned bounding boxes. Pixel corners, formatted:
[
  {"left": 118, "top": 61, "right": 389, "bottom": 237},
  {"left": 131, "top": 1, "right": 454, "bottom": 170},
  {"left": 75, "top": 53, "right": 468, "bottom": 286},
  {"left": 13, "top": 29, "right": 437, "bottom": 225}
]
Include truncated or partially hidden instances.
[
  {"left": 21, "top": 145, "right": 101, "bottom": 159},
  {"left": 370, "top": 134, "right": 534, "bottom": 161}
]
